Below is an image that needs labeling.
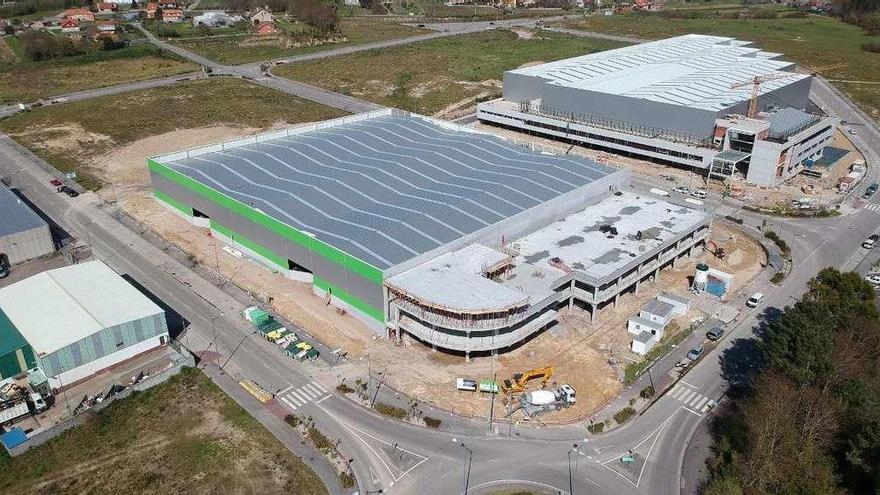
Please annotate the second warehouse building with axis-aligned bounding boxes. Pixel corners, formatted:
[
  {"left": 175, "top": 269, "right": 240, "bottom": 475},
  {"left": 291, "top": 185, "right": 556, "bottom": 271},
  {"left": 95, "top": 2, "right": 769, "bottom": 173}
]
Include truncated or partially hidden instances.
[{"left": 150, "top": 110, "right": 709, "bottom": 356}]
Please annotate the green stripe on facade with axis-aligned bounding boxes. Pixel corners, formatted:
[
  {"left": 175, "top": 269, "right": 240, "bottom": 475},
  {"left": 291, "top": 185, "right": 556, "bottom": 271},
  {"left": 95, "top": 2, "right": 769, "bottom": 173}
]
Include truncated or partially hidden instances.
[
  {"left": 150, "top": 159, "right": 383, "bottom": 284},
  {"left": 154, "top": 189, "right": 193, "bottom": 216},
  {"left": 212, "top": 221, "right": 288, "bottom": 269},
  {"left": 314, "top": 276, "right": 384, "bottom": 323}
]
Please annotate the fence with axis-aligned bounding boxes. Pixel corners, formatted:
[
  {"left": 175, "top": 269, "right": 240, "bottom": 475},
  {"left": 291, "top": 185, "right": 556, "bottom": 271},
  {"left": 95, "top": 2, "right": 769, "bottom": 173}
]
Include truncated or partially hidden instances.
[{"left": 5, "top": 346, "right": 195, "bottom": 457}]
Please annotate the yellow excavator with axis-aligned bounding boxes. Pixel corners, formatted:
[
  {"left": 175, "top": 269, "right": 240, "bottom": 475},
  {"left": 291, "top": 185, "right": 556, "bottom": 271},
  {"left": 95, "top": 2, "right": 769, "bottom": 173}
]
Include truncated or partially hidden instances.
[{"left": 501, "top": 366, "right": 555, "bottom": 394}]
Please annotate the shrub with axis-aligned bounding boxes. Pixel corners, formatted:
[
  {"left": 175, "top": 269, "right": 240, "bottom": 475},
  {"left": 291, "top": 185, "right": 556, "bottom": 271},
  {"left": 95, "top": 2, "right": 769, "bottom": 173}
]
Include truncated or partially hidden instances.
[
  {"left": 375, "top": 402, "right": 409, "bottom": 420},
  {"left": 862, "top": 41, "right": 880, "bottom": 53},
  {"left": 587, "top": 421, "right": 605, "bottom": 433},
  {"left": 640, "top": 385, "right": 656, "bottom": 399},
  {"left": 339, "top": 471, "right": 356, "bottom": 488},
  {"left": 283, "top": 414, "right": 300, "bottom": 428},
  {"left": 336, "top": 383, "right": 355, "bottom": 394},
  {"left": 423, "top": 416, "right": 442, "bottom": 429},
  {"left": 307, "top": 425, "right": 335, "bottom": 454},
  {"left": 724, "top": 215, "right": 744, "bottom": 225},
  {"left": 614, "top": 407, "right": 637, "bottom": 424},
  {"left": 770, "top": 271, "right": 786, "bottom": 284}
]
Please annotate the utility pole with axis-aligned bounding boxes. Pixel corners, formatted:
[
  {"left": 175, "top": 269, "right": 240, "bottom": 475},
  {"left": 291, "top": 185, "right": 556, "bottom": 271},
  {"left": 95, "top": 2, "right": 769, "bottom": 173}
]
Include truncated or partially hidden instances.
[
  {"left": 220, "top": 330, "right": 254, "bottom": 372},
  {"left": 460, "top": 442, "right": 473, "bottom": 495},
  {"left": 568, "top": 443, "right": 579, "bottom": 495}
]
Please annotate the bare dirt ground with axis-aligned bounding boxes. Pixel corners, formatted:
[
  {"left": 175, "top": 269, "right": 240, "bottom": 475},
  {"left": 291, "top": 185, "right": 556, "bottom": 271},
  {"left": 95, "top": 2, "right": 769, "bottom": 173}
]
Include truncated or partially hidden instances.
[{"left": 101, "top": 126, "right": 765, "bottom": 423}]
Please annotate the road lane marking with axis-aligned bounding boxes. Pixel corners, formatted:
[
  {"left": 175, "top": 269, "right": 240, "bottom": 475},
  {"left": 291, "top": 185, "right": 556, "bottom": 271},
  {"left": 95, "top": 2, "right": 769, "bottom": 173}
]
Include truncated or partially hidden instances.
[
  {"left": 700, "top": 403, "right": 711, "bottom": 412},
  {"left": 669, "top": 386, "right": 684, "bottom": 399},
  {"left": 303, "top": 383, "right": 323, "bottom": 396},
  {"left": 681, "top": 406, "right": 702, "bottom": 416},
  {"left": 315, "top": 394, "right": 332, "bottom": 404},
  {"left": 289, "top": 390, "right": 308, "bottom": 403},
  {"left": 669, "top": 383, "right": 680, "bottom": 395},
  {"left": 679, "top": 380, "right": 698, "bottom": 388},
  {"left": 299, "top": 387, "right": 319, "bottom": 400},
  {"left": 468, "top": 479, "right": 571, "bottom": 495},
  {"left": 694, "top": 396, "right": 709, "bottom": 410},
  {"left": 311, "top": 381, "right": 327, "bottom": 393},
  {"left": 688, "top": 394, "right": 704, "bottom": 407},
  {"left": 278, "top": 385, "right": 295, "bottom": 395},
  {"left": 280, "top": 396, "right": 297, "bottom": 410},
  {"left": 681, "top": 390, "right": 696, "bottom": 403},
  {"left": 600, "top": 414, "right": 675, "bottom": 488}
]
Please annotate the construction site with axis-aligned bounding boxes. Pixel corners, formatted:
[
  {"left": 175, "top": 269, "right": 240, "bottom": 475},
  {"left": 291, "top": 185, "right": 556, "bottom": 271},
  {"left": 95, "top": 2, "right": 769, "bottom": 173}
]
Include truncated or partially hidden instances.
[{"left": 127, "top": 108, "right": 765, "bottom": 420}]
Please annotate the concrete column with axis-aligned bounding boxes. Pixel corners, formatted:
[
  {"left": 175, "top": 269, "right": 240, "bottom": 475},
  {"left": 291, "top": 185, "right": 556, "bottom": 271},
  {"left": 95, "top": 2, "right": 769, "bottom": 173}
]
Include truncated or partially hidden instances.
[
  {"left": 569, "top": 297, "right": 574, "bottom": 310},
  {"left": 465, "top": 351, "right": 470, "bottom": 363},
  {"left": 613, "top": 293, "right": 620, "bottom": 308},
  {"left": 590, "top": 304, "right": 597, "bottom": 323},
  {"left": 634, "top": 279, "right": 640, "bottom": 295},
  {"left": 653, "top": 267, "right": 660, "bottom": 282}
]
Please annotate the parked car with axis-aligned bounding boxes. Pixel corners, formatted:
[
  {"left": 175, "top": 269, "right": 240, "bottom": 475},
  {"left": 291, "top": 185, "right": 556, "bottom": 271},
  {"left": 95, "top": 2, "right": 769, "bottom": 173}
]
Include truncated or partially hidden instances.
[
  {"left": 673, "top": 186, "right": 689, "bottom": 194},
  {"left": 863, "top": 234, "right": 879, "bottom": 249},
  {"left": 746, "top": 292, "right": 764, "bottom": 308},
  {"left": 848, "top": 128, "right": 857, "bottom": 135},
  {"left": 687, "top": 344, "right": 704, "bottom": 361},
  {"left": 57, "top": 185, "right": 79, "bottom": 198},
  {"left": 865, "top": 273, "right": 880, "bottom": 286},
  {"left": 864, "top": 183, "right": 878, "bottom": 199},
  {"left": 690, "top": 189, "right": 708, "bottom": 199},
  {"left": 706, "top": 327, "right": 725, "bottom": 341},
  {"left": 49, "top": 179, "right": 62, "bottom": 187}
]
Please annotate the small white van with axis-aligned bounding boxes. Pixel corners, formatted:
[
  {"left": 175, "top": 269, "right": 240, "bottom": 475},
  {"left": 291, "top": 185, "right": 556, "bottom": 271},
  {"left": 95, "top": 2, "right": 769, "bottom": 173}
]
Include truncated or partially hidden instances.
[{"left": 746, "top": 292, "right": 764, "bottom": 308}]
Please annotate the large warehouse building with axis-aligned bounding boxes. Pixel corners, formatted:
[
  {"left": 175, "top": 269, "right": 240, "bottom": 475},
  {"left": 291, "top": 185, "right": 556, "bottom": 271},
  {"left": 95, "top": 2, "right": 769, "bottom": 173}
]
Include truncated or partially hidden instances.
[
  {"left": 150, "top": 109, "right": 709, "bottom": 356},
  {"left": 0, "top": 182, "right": 54, "bottom": 266},
  {"left": 477, "top": 34, "right": 837, "bottom": 187},
  {"left": 0, "top": 261, "right": 169, "bottom": 388}
]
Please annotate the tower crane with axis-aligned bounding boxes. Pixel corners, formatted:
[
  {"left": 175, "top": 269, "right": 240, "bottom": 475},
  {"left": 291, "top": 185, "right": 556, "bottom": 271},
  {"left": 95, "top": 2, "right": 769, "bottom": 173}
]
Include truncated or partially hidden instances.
[{"left": 730, "top": 73, "right": 796, "bottom": 118}]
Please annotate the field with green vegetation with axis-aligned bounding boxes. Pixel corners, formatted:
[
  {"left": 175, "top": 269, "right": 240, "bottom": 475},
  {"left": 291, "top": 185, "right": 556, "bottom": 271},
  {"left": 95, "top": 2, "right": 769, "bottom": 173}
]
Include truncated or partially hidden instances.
[
  {"left": 275, "top": 29, "right": 625, "bottom": 114},
  {"left": 0, "top": 368, "right": 328, "bottom": 494},
  {"left": 0, "top": 43, "right": 197, "bottom": 104},
  {"left": 172, "top": 18, "right": 430, "bottom": 65},
  {"left": 558, "top": 12, "right": 880, "bottom": 119},
  {"left": 0, "top": 77, "right": 346, "bottom": 189}
]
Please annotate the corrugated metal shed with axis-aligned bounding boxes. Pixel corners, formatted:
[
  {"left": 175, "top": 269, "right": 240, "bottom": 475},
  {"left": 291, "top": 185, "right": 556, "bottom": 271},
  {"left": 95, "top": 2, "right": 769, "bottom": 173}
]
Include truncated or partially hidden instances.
[
  {"left": 0, "top": 261, "right": 165, "bottom": 356},
  {"left": 0, "top": 182, "right": 46, "bottom": 238}
]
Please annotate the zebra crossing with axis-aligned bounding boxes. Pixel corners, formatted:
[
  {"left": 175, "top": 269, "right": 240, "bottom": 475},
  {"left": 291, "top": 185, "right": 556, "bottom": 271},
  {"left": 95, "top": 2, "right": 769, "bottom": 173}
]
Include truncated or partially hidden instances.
[
  {"left": 276, "top": 381, "right": 330, "bottom": 411},
  {"left": 667, "top": 382, "right": 712, "bottom": 413},
  {"left": 862, "top": 203, "right": 880, "bottom": 213}
]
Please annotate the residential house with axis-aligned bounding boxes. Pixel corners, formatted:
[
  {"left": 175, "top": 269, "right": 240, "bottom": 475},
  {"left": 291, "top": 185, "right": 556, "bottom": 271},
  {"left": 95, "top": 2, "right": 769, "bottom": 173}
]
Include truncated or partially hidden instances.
[
  {"left": 249, "top": 8, "right": 274, "bottom": 25},
  {"left": 60, "top": 17, "right": 81, "bottom": 34},
  {"left": 255, "top": 21, "right": 277, "bottom": 35},
  {"left": 145, "top": 2, "right": 159, "bottom": 18},
  {"left": 96, "top": 2, "right": 118, "bottom": 14},
  {"left": 63, "top": 8, "right": 96, "bottom": 22},
  {"left": 161, "top": 8, "right": 184, "bottom": 22},
  {"left": 192, "top": 10, "right": 236, "bottom": 28},
  {"left": 628, "top": 297, "right": 686, "bottom": 355},
  {"left": 96, "top": 20, "right": 117, "bottom": 33},
  {"left": 158, "top": 0, "right": 177, "bottom": 8}
]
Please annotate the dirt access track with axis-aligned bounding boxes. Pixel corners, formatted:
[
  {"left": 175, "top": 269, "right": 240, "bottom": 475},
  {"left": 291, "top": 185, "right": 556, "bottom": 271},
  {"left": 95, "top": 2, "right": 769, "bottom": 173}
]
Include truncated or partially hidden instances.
[{"left": 95, "top": 126, "right": 767, "bottom": 424}]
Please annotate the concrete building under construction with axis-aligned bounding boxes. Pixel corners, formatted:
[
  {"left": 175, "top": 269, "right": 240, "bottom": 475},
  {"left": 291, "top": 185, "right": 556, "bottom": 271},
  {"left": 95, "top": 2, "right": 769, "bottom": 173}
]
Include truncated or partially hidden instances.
[
  {"left": 477, "top": 34, "right": 838, "bottom": 187},
  {"left": 150, "top": 109, "right": 710, "bottom": 356}
]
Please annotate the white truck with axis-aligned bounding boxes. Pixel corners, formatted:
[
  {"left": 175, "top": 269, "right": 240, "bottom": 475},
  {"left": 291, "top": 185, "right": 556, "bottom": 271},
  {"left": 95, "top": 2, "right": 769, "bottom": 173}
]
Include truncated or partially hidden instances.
[{"left": 520, "top": 384, "right": 577, "bottom": 417}]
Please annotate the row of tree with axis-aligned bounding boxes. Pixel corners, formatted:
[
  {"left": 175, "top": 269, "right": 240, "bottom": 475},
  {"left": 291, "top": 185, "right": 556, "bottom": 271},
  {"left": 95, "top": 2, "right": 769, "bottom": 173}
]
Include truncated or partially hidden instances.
[{"left": 705, "top": 268, "right": 880, "bottom": 494}]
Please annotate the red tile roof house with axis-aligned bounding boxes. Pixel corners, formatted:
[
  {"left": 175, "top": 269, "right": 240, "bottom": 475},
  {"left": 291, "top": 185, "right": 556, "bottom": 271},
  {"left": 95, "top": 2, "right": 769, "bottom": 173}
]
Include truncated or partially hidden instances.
[
  {"left": 256, "top": 21, "right": 278, "bottom": 35},
  {"left": 62, "top": 8, "right": 96, "bottom": 22},
  {"left": 96, "top": 2, "right": 118, "bottom": 14},
  {"left": 161, "top": 8, "right": 184, "bottom": 22},
  {"left": 145, "top": 2, "right": 159, "bottom": 18},
  {"left": 60, "top": 17, "right": 81, "bottom": 33}
]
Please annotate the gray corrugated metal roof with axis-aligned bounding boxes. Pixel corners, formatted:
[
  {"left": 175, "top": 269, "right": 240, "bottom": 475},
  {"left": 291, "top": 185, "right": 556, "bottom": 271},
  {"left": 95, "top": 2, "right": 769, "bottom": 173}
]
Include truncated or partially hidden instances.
[
  {"left": 163, "top": 114, "right": 615, "bottom": 269},
  {"left": 509, "top": 34, "right": 809, "bottom": 112},
  {"left": 642, "top": 299, "right": 675, "bottom": 318},
  {"left": 767, "top": 107, "right": 818, "bottom": 140},
  {"left": 0, "top": 182, "right": 48, "bottom": 238},
  {"left": 715, "top": 149, "right": 751, "bottom": 163}
]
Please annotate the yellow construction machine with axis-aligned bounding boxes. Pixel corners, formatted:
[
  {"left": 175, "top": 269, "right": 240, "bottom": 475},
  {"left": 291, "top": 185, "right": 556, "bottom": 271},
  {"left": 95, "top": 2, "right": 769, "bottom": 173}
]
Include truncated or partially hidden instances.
[{"left": 501, "top": 366, "right": 555, "bottom": 394}]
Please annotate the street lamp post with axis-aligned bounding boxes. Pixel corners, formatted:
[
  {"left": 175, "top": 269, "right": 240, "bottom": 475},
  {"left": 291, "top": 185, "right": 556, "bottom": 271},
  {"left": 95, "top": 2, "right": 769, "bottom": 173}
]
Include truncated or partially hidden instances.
[
  {"left": 568, "top": 443, "right": 579, "bottom": 495},
  {"left": 460, "top": 442, "right": 473, "bottom": 495}
]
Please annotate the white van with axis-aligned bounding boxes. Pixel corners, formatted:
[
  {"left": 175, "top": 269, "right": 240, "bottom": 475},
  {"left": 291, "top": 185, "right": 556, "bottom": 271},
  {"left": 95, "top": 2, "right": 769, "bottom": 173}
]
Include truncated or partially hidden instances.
[
  {"left": 456, "top": 378, "right": 477, "bottom": 391},
  {"left": 746, "top": 292, "right": 764, "bottom": 308},
  {"left": 649, "top": 187, "right": 669, "bottom": 197}
]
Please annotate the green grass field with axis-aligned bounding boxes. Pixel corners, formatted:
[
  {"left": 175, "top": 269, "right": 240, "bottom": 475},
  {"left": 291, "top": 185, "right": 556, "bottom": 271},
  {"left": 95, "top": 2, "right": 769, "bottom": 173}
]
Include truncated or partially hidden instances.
[
  {"left": 557, "top": 13, "right": 880, "bottom": 118},
  {"left": 172, "top": 18, "right": 430, "bottom": 65},
  {"left": 0, "top": 44, "right": 197, "bottom": 104},
  {"left": 0, "top": 368, "right": 327, "bottom": 494},
  {"left": 275, "top": 29, "right": 626, "bottom": 115},
  {"left": 0, "top": 77, "right": 346, "bottom": 189}
]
